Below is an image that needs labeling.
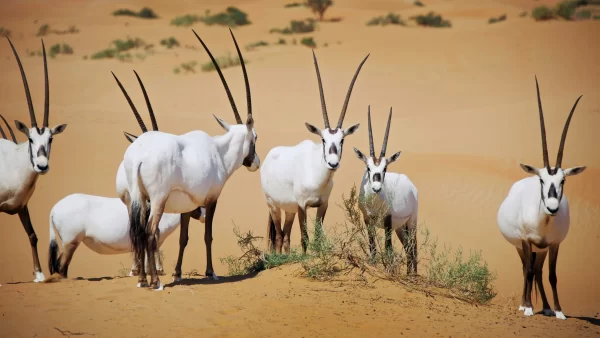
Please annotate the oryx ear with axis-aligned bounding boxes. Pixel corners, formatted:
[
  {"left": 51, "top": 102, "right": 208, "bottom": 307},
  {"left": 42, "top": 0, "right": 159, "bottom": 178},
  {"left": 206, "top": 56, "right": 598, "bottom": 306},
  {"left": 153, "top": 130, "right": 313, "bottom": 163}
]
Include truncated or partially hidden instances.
[
  {"left": 353, "top": 147, "right": 367, "bottom": 164},
  {"left": 305, "top": 122, "right": 321, "bottom": 136},
  {"left": 246, "top": 115, "right": 254, "bottom": 131},
  {"left": 564, "top": 166, "right": 586, "bottom": 177},
  {"left": 123, "top": 131, "right": 138, "bottom": 143},
  {"left": 343, "top": 123, "right": 360, "bottom": 136},
  {"left": 51, "top": 124, "right": 67, "bottom": 135},
  {"left": 15, "top": 120, "right": 29, "bottom": 136},
  {"left": 520, "top": 164, "right": 539, "bottom": 175},
  {"left": 213, "top": 115, "right": 231, "bottom": 131},
  {"left": 387, "top": 151, "right": 401, "bottom": 164}
]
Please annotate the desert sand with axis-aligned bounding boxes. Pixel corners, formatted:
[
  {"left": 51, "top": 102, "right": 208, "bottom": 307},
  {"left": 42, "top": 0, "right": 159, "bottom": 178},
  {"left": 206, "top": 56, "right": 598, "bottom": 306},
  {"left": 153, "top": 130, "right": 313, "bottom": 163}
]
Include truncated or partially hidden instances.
[{"left": 0, "top": 0, "right": 599, "bottom": 336}]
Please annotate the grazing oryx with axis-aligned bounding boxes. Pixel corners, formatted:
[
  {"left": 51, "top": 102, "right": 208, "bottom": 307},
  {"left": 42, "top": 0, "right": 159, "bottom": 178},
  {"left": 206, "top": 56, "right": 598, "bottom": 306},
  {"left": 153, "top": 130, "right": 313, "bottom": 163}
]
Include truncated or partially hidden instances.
[
  {"left": 353, "top": 106, "right": 418, "bottom": 275},
  {"left": 46, "top": 72, "right": 204, "bottom": 279},
  {"left": 0, "top": 38, "right": 67, "bottom": 283},
  {"left": 112, "top": 70, "right": 205, "bottom": 279},
  {"left": 123, "top": 28, "right": 259, "bottom": 290},
  {"left": 262, "top": 50, "right": 368, "bottom": 254},
  {"left": 497, "top": 77, "right": 585, "bottom": 319}
]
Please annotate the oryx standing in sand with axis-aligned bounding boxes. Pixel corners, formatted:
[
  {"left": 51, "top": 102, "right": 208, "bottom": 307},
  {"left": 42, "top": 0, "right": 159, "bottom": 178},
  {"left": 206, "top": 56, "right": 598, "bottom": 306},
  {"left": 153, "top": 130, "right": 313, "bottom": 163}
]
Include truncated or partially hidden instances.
[
  {"left": 0, "top": 38, "right": 67, "bottom": 282},
  {"left": 497, "top": 77, "right": 586, "bottom": 319}
]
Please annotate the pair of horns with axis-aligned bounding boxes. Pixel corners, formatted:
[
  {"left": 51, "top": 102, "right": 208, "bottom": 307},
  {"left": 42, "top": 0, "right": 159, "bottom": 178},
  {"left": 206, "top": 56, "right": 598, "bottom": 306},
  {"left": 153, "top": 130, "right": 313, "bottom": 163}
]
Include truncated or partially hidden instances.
[
  {"left": 534, "top": 76, "right": 582, "bottom": 171},
  {"left": 0, "top": 113, "right": 17, "bottom": 143},
  {"left": 113, "top": 71, "right": 158, "bottom": 133},
  {"left": 367, "top": 105, "right": 392, "bottom": 158},
  {"left": 7, "top": 37, "right": 50, "bottom": 128},
  {"left": 192, "top": 28, "right": 251, "bottom": 124},
  {"left": 313, "top": 50, "right": 369, "bottom": 129}
]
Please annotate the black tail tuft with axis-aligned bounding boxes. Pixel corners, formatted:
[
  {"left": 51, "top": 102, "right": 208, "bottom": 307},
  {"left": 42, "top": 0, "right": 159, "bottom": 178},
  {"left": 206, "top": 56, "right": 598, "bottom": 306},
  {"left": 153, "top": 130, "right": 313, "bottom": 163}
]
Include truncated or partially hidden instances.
[
  {"left": 267, "top": 213, "right": 276, "bottom": 253},
  {"left": 49, "top": 239, "right": 60, "bottom": 274},
  {"left": 129, "top": 200, "right": 148, "bottom": 263}
]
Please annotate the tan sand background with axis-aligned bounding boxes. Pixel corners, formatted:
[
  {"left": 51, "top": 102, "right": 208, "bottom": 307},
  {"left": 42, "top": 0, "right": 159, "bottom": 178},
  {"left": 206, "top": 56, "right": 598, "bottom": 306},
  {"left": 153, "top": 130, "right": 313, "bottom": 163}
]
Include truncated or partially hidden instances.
[{"left": 0, "top": 0, "right": 599, "bottom": 336}]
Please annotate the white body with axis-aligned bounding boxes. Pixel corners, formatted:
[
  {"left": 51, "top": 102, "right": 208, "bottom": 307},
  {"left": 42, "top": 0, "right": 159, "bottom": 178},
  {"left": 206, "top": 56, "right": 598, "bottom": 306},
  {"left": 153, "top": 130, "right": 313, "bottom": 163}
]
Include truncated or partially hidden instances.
[
  {"left": 261, "top": 140, "right": 335, "bottom": 213},
  {"left": 358, "top": 171, "right": 418, "bottom": 230},
  {"left": 497, "top": 176, "right": 570, "bottom": 252},
  {"left": 0, "top": 140, "right": 39, "bottom": 213}
]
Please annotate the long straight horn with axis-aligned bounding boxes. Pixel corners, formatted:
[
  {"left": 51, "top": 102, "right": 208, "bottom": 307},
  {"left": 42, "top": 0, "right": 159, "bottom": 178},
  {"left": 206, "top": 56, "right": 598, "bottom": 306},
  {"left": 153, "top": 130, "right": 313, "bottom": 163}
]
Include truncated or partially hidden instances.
[
  {"left": 42, "top": 39, "right": 50, "bottom": 127},
  {"left": 133, "top": 71, "right": 158, "bottom": 131},
  {"left": 534, "top": 76, "right": 550, "bottom": 171},
  {"left": 380, "top": 107, "right": 392, "bottom": 158},
  {"left": 0, "top": 113, "right": 17, "bottom": 143},
  {"left": 229, "top": 28, "right": 251, "bottom": 119},
  {"left": 7, "top": 37, "right": 38, "bottom": 128},
  {"left": 555, "top": 95, "right": 583, "bottom": 169},
  {"left": 312, "top": 50, "right": 330, "bottom": 129},
  {"left": 112, "top": 72, "right": 147, "bottom": 133},
  {"left": 192, "top": 29, "right": 243, "bottom": 124},
  {"left": 367, "top": 105, "right": 374, "bottom": 157},
  {"left": 336, "top": 54, "right": 370, "bottom": 129},
  {"left": 0, "top": 120, "right": 6, "bottom": 140}
]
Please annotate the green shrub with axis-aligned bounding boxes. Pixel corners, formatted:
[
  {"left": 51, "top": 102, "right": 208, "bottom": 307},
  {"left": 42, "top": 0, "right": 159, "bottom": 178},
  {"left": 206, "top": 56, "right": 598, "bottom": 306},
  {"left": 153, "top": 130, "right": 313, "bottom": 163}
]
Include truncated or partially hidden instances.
[
  {"left": 284, "top": 2, "right": 304, "bottom": 8},
  {"left": 202, "top": 7, "right": 250, "bottom": 27},
  {"left": 170, "top": 14, "right": 201, "bottom": 27},
  {"left": 488, "top": 14, "right": 507, "bottom": 24},
  {"left": 48, "top": 43, "right": 74, "bottom": 58},
  {"left": 160, "top": 37, "right": 180, "bottom": 49},
  {"left": 413, "top": 12, "right": 451, "bottom": 27},
  {"left": 300, "top": 37, "right": 316, "bottom": 48},
  {"left": 113, "top": 7, "right": 158, "bottom": 18},
  {"left": 36, "top": 24, "right": 50, "bottom": 37},
  {"left": 245, "top": 40, "right": 269, "bottom": 51},
  {"left": 555, "top": 0, "right": 578, "bottom": 20},
  {"left": 532, "top": 6, "right": 555, "bottom": 20},
  {"left": 306, "top": 0, "right": 333, "bottom": 21},
  {"left": 367, "top": 12, "right": 405, "bottom": 26},
  {"left": 414, "top": 0, "right": 425, "bottom": 6},
  {"left": 270, "top": 19, "right": 317, "bottom": 34},
  {"left": 574, "top": 9, "right": 592, "bottom": 19},
  {"left": 276, "top": 38, "right": 286, "bottom": 45},
  {"left": 91, "top": 38, "right": 147, "bottom": 60},
  {"left": 201, "top": 53, "right": 246, "bottom": 72}
]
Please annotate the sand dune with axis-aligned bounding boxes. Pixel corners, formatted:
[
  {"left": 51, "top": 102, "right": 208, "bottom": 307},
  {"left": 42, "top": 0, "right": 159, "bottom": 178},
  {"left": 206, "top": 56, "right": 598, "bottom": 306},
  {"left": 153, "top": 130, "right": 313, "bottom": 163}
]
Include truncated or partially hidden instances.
[{"left": 1, "top": 0, "right": 599, "bottom": 336}]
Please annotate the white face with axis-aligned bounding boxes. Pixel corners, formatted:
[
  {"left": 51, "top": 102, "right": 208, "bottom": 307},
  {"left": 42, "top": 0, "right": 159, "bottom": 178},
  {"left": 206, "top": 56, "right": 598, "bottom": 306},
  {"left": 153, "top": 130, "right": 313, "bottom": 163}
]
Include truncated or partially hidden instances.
[
  {"left": 306, "top": 123, "right": 360, "bottom": 170},
  {"left": 520, "top": 164, "right": 586, "bottom": 215},
  {"left": 15, "top": 120, "right": 67, "bottom": 174},
  {"left": 354, "top": 148, "right": 401, "bottom": 193}
]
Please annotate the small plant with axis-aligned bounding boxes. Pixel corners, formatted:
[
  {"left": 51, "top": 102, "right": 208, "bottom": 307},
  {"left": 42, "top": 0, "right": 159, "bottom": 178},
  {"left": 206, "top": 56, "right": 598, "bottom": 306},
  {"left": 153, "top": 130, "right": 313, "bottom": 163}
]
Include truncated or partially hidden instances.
[
  {"left": 117, "top": 262, "right": 130, "bottom": 277},
  {"left": 201, "top": 53, "right": 245, "bottom": 72},
  {"left": 48, "top": 43, "right": 74, "bottom": 58},
  {"left": 367, "top": 13, "right": 405, "bottom": 26},
  {"left": 413, "top": 12, "right": 451, "bottom": 27},
  {"left": 574, "top": 9, "right": 592, "bottom": 20},
  {"left": 519, "top": 11, "right": 528, "bottom": 17},
  {"left": 170, "top": 14, "right": 202, "bottom": 27},
  {"left": 270, "top": 19, "right": 317, "bottom": 34},
  {"left": 532, "top": 6, "right": 555, "bottom": 21},
  {"left": 173, "top": 61, "right": 199, "bottom": 74},
  {"left": 284, "top": 2, "right": 304, "bottom": 8},
  {"left": 300, "top": 37, "right": 316, "bottom": 48},
  {"left": 555, "top": 0, "right": 578, "bottom": 20},
  {"left": 488, "top": 14, "right": 507, "bottom": 24},
  {"left": 160, "top": 37, "right": 180, "bottom": 49},
  {"left": 276, "top": 38, "right": 286, "bottom": 45},
  {"left": 306, "top": 0, "right": 333, "bottom": 21},
  {"left": 91, "top": 37, "right": 147, "bottom": 61},
  {"left": 245, "top": 40, "right": 269, "bottom": 51},
  {"left": 0, "top": 27, "right": 11, "bottom": 38},
  {"left": 36, "top": 24, "right": 50, "bottom": 37},
  {"left": 201, "top": 7, "right": 251, "bottom": 27},
  {"left": 414, "top": 0, "right": 425, "bottom": 6},
  {"left": 112, "top": 7, "right": 158, "bottom": 19}
]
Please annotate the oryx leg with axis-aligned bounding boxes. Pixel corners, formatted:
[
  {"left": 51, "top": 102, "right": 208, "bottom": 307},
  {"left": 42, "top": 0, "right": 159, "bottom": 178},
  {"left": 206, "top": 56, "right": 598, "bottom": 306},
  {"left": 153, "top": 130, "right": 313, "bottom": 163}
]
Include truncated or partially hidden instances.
[
  {"left": 297, "top": 206, "right": 309, "bottom": 254},
  {"left": 58, "top": 241, "right": 79, "bottom": 278},
  {"left": 269, "top": 208, "right": 283, "bottom": 254},
  {"left": 396, "top": 221, "right": 418, "bottom": 275},
  {"left": 549, "top": 244, "right": 566, "bottom": 320},
  {"left": 521, "top": 240, "right": 535, "bottom": 316},
  {"left": 383, "top": 215, "right": 393, "bottom": 254},
  {"left": 316, "top": 202, "right": 328, "bottom": 229},
  {"left": 533, "top": 250, "right": 552, "bottom": 315},
  {"left": 365, "top": 216, "right": 377, "bottom": 261},
  {"left": 204, "top": 200, "right": 218, "bottom": 280},
  {"left": 18, "top": 205, "right": 44, "bottom": 282},
  {"left": 516, "top": 248, "right": 527, "bottom": 311},
  {"left": 172, "top": 212, "right": 191, "bottom": 282},
  {"left": 146, "top": 200, "right": 166, "bottom": 290},
  {"left": 282, "top": 212, "right": 295, "bottom": 254}
]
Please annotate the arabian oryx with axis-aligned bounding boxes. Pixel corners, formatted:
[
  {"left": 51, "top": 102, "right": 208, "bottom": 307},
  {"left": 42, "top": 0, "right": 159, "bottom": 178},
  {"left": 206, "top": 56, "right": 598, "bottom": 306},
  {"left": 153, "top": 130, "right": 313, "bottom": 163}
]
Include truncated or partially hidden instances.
[
  {"left": 497, "top": 76, "right": 586, "bottom": 319},
  {"left": 0, "top": 38, "right": 67, "bottom": 283},
  {"left": 123, "top": 28, "right": 259, "bottom": 290},
  {"left": 262, "top": 50, "right": 369, "bottom": 254},
  {"left": 353, "top": 106, "right": 418, "bottom": 275},
  {"left": 46, "top": 71, "right": 204, "bottom": 279}
]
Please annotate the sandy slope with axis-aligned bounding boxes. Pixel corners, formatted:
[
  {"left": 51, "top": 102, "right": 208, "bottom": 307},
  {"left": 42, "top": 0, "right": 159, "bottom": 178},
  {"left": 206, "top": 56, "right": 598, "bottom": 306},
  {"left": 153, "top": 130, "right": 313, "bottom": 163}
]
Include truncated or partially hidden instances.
[{"left": 0, "top": 0, "right": 599, "bottom": 336}]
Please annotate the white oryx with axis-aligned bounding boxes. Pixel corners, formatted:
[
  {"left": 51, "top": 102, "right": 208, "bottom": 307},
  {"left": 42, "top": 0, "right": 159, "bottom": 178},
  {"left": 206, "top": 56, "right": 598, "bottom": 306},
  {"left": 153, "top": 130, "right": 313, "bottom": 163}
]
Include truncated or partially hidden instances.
[
  {"left": 353, "top": 106, "right": 418, "bottom": 275},
  {"left": 0, "top": 38, "right": 67, "bottom": 283},
  {"left": 123, "top": 28, "right": 260, "bottom": 290},
  {"left": 497, "top": 77, "right": 586, "bottom": 319},
  {"left": 261, "top": 50, "right": 368, "bottom": 254},
  {"left": 46, "top": 72, "right": 204, "bottom": 279}
]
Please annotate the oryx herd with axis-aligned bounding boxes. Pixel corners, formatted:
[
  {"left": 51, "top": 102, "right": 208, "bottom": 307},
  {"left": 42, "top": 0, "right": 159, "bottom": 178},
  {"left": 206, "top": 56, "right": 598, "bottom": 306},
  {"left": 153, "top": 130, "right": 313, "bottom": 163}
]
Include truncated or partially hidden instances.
[{"left": 0, "top": 28, "right": 588, "bottom": 320}]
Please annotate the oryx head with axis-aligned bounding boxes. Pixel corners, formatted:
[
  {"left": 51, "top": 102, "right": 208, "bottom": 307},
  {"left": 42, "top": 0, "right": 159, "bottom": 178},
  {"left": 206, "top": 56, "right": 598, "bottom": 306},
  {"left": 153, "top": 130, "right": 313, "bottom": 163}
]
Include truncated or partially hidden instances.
[
  {"left": 305, "top": 50, "right": 368, "bottom": 170},
  {"left": 353, "top": 106, "right": 401, "bottom": 194},
  {"left": 8, "top": 37, "right": 67, "bottom": 174},
  {"left": 194, "top": 28, "right": 260, "bottom": 172},
  {"left": 112, "top": 70, "right": 159, "bottom": 143},
  {"left": 520, "top": 76, "right": 586, "bottom": 216}
]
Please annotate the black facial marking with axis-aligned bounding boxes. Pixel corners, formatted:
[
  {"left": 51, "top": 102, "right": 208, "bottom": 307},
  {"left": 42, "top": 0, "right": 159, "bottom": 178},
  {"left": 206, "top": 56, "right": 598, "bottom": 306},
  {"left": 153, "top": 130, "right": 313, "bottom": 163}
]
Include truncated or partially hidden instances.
[
  {"left": 37, "top": 145, "right": 47, "bottom": 158},
  {"left": 242, "top": 140, "right": 256, "bottom": 167},
  {"left": 329, "top": 143, "right": 338, "bottom": 155},
  {"left": 548, "top": 183, "right": 557, "bottom": 199},
  {"left": 327, "top": 128, "right": 336, "bottom": 135},
  {"left": 373, "top": 173, "right": 381, "bottom": 182}
]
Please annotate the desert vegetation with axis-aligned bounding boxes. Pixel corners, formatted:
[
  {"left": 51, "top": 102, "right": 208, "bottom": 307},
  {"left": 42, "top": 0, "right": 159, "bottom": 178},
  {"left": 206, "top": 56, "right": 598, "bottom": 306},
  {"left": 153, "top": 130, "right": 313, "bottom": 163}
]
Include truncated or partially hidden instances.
[
  {"left": 245, "top": 40, "right": 269, "bottom": 51},
  {"left": 366, "top": 13, "right": 405, "bottom": 26},
  {"left": 306, "top": 0, "right": 334, "bottom": 21},
  {"left": 300, "top": 36, "right": 317, "bottom": 48},
  {"left": 531, "top": 0, "right": 600, "bottom": 20},
  {"left": 221, "top": 186, "right": 497, "bottom": 305},
  {"left": 112, "top": 7, "right": 158, "bottom": 19},
  {"left": 412, "top": 12, "right": 452, "bottom": 27},
  {"left": 90, "top": 37, "right": 153, "bottom": 62},
  {"left": 488, "top": 14, "right": 507, "bottom": 24},
  {"left": 160, "top": 37, "right": 180, "bottom": 49},
  {"left": 173, "top": 53, "right": 246, "bottom": 74},
  {"left": 270, "top": 19, "right": 317, "bottom": 34},
  {"left": 36, "top": 24, "right": 79, "bottom": 37},
  {"left": 170, "top": 7, "right": 250, "bottom": 27}
]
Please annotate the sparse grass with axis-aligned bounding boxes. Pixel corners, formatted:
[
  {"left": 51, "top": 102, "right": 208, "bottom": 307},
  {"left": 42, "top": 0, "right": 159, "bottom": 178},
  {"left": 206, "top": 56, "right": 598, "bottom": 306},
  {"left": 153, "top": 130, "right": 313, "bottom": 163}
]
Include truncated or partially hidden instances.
[
  {"left": 366, "top": 12, "right": 405, "bottom": 26},
  {"left": 170, "top": 14, "right": 202, "bottom": 27},
  {"left": 555, "top": 0, "right": 578, "bottom": 20},
  {"left": 160, "top": 37, "right": 180, "bottom": 49},
  {"left": 532, "top": 6, "right": 555, "bottom": 21},
  {"left": 276, "top": 38, "right": 286, "bottom": 45},
  {"left": 284, "top": 2, "right": 304, "bottom": 8},
  {"left": 36, "top": 24, "right": 50, "bottom": 37},
  {"left": 414, "top": 0, "right": 425, "bottom": 6},
  {"left": 201, "top": 53, "right": 245, "bottom": 71},
  {"left": 519, "top": 11, "right": 528, "bottom": 17},
  {"left": 300, "top": 37, "right": 316, "bottom": 48},
  {"left": 117, "top": 262, "right": 130, "bottom": 277},
  {"left": 0, "top": 27, "right": 11, "bottom": 38},
  {"left": 171, "top": 7, "right": 250, "bottom": 27},
  {"left": 413, "top": 12, "right": 451, "bottom": 27},
  {"left": 245, "top": 40, "right": 269, "bottom": 51},
  {"left": 574, "top": 9, "right": 592, "bottom": 19},
  {"left": 112, "top": 7, "right": 158, "bottom": 19},
  {"left": 270, "top": 19, "right": 317, "bottom": 34},
  {"left": 488, "top": 14, "right": 507, "bottom": 24},
  {"left": 36, "top": 24, "right": 79, "bottom": 37},
  {"left": 91, "top": 37, "right": 150, "bottom": 61},
  {"left": 48, "top": 43, "right": 74, "bottom": 58}
]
